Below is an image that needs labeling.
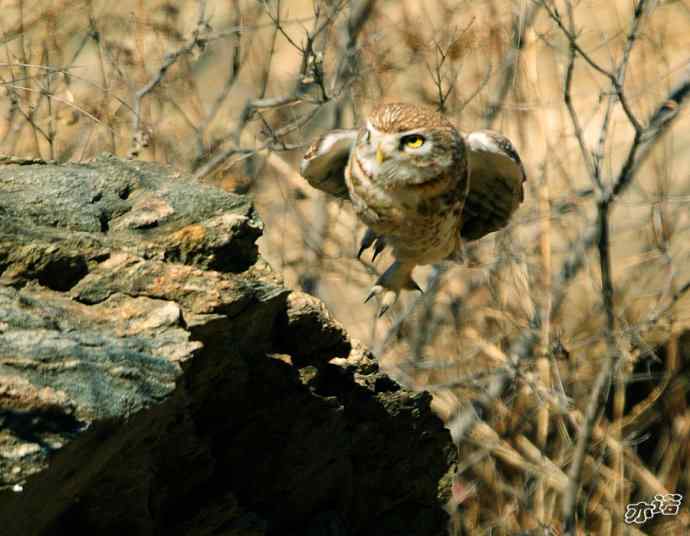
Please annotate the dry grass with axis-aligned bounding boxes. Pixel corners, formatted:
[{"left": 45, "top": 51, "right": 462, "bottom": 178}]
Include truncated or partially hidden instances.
[{"left": 2, "top": 0, "right": 690, "bottom": 533}]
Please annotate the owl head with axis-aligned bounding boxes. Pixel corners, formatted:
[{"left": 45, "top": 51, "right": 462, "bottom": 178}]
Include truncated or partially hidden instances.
[{"left": 353, "top": 102, "right": 466, "bottom": 190}]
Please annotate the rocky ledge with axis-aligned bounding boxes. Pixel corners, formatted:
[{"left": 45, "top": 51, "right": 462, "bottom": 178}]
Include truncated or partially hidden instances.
[{"left": 0, "top": 155, "right": 456, "bottom": 535}]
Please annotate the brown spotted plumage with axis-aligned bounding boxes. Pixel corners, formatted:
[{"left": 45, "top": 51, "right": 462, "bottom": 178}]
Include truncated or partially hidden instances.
[{"left": 300, "top": 102, "right": 526, "bottom": 315}]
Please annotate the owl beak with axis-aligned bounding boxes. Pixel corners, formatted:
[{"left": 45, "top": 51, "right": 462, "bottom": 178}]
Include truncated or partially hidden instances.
[{"left": 376, "top": 145, "right": 387, "bottom": 164}]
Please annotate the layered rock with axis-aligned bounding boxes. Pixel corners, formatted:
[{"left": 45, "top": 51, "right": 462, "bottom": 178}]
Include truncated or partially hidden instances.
[{"left": 0, "top": 155, "right": 455, "bottom": 535}]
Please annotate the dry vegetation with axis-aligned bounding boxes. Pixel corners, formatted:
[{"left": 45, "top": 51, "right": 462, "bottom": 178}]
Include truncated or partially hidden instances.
[{"left": 2, "top": 0, "right": 690, "bottom": 533}]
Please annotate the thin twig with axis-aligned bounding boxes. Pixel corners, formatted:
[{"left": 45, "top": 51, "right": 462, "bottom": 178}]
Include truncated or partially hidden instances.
[
  {"left": 129, "top": 0, "right": 209, "bottom": 157},
  {"left": 551, "top": 66, "right": 690, "bottom": 320},
  {"left": 562, "top": 196, "right": 619, "bottom": 533},
  {"left": 483, "top": 3, "right": 541, "bottom": 128}
]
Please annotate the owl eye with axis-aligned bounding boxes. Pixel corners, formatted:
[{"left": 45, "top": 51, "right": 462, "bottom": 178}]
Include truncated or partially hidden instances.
[
  {"left": 364, "top": 130, "right": 371, "bottom": 143},
  {"left": 401, "top": 134, "right": 425, "bottom": 149}
]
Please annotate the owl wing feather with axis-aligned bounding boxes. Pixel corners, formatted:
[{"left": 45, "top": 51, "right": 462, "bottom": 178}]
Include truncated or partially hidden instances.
[
  {"left": 460, "top": 130, "right": 526, "bottom": 241},
  {"left": 299, "top": 129, "right": 358, "bottom": 199}
]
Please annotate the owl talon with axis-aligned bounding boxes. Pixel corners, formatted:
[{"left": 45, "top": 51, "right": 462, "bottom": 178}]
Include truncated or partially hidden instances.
[
  {"left": 371, "top": 236, "right": 386, "bottom": 261},
  {"left": 357, "top": 228, "right": 377, "bottom": 259},
  {"left": 378, "top": 290, "right": 398, "bottom": 317},
  {"left": 364, "top": 284, "right": 382, "bottom": 304},
  {"left": 358, "top": 229, "right": 388, "bottom": 261},
  {"left": 363, "top": 284, "right": 398, "bottom": 317},
  {"left": 364, "top": 260, "right": 421, "bottom": 316}
]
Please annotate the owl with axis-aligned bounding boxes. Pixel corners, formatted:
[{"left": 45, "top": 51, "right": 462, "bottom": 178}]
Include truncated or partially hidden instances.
[{"left": 300, "top": 102, "right": 526, "bottom": 315}]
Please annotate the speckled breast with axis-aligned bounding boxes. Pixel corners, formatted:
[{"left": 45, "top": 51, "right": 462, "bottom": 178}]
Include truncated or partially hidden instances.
[{"left": 346, "top": 154, "right": 467, "bottom": 265}]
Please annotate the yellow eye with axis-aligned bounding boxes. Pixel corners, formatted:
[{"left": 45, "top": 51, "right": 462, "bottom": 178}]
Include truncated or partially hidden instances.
[{"left": 402, "top": 134, "right": 425, "bottom": 149}]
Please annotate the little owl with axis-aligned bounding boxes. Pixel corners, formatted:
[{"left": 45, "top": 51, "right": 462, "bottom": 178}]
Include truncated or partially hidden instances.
[{"left": 300, "top": 102, "right": 526, "bottom": 316}]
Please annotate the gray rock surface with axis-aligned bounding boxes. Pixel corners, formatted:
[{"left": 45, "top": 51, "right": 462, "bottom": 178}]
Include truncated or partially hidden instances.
[{"left": 0, "top": 154, "right": 456, "bottom": 535}]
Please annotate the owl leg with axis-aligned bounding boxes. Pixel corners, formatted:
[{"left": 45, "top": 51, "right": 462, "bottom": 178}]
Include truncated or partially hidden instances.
[
  {"left": 357, "top": 228, "right": 387, "bottom": 261},
  {"left": 364, "top": 260, "right": 422, "bottom": 317}
]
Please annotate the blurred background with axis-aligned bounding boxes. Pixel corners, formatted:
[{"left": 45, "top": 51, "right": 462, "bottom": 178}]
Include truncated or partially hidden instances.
[{"left": 2, "top": 0, "right": 690, "bottom": 533}]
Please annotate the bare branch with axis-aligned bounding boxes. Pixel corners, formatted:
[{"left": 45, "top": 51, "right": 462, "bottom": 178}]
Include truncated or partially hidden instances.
[
  {"left": 550, "top": 58, "right": 690, "bottom": 323},
  {"left": 448, "top": 59, "right": 690, "bottom": 464},
  {"left": 562, "top": 197, "right": 619, "bottom": 533},
  {"left": 562, "top": 1, "right": 595, "bottom": 181},
  {"left": 129, "top": 0, "right": 210, "bottom": 158},
  {"left": 611, "top": 65, "right": 690, "bottom": 200},
  {"left": 483, "top": 2, "right": 541, "bottom": 128}
]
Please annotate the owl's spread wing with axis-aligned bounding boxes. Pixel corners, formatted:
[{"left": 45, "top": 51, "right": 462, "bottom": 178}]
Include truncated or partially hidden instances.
[
  {"left": 300, "top": 129, "right": 358, "bottom": 199},
  {"left": 461, "top": 130, "right": 526, "bottom": 241}
]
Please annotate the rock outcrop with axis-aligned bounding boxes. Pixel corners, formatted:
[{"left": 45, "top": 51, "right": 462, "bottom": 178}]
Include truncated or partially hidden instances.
[{"left": 0, "top": 154, "right": 456, "bottom": 535}]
